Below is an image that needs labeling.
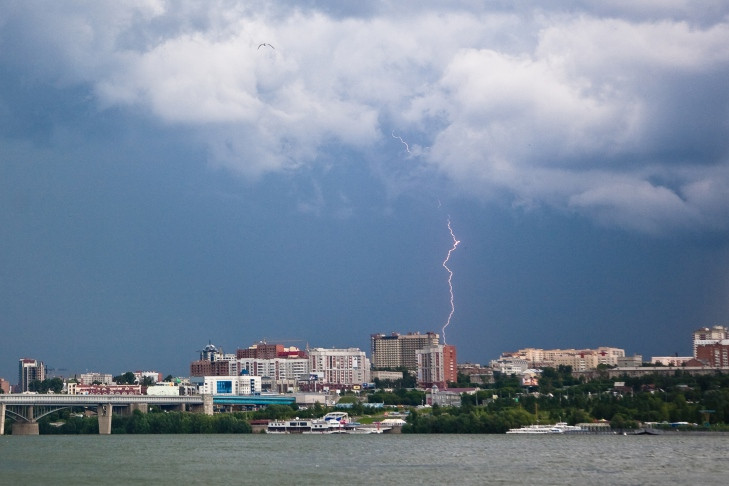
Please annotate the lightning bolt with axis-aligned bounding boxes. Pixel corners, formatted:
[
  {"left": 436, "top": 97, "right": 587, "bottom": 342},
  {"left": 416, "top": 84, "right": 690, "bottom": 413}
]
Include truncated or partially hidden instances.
[
  {"left": 441, "top": 218, "right": 460, "bottom": 345},
  {"left": 391, "top": 130, "right": 411, "bottom": 153}
]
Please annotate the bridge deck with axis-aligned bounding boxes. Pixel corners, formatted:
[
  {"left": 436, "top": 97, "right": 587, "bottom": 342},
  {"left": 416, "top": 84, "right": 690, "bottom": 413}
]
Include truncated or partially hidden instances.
[
  {"left": 1, "top": 394, "right": 296, "bottom": 407},
  {"left": 0, "top": 394, "right": 202, "bottom": 406}
]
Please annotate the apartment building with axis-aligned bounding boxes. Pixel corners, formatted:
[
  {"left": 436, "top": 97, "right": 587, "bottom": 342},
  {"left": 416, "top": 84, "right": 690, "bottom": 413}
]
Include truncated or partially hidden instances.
[
  {"left": 416, "top": 344, "right": 457, "bottom": 388},
  {"left": 498, "top": 347, "right": 626, "bottom": 370},
  {"left": 309, "top": 347, "right": 370, "bottom": 386},
  {"left": 190, "top": 342, "right": 239, "bottom": 377},
  {"left": 693, "top": 326, "right": 729, "bottom": 357},
  {"left": 695, "top": 340, "right": 729, "bottom": 367},
  {"left": 18, "top": 358, "right": 45, "bottom": 392},
  {"left": 79, "top": 372, "right": 113, "bottom": 385},
  {"left": 371, "top": 332, "right": 439, "bottom": 371}
]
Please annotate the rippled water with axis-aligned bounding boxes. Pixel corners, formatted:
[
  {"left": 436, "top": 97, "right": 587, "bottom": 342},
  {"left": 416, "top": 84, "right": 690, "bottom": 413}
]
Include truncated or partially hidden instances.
[{"left": 1, "top": 434, "right": 727, "bottom": 485}]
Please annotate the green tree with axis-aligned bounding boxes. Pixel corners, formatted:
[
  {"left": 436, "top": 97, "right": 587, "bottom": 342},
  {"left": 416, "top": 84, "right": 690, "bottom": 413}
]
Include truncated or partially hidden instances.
[
  {"left": 113, "top": 371, "right": 137, "bottom": 385},
  {"left": 141, "top": 376, "right": 155, "bottom": 387},
  {"left": 27, "top": 377, "right": 64, "bottom": 393}
]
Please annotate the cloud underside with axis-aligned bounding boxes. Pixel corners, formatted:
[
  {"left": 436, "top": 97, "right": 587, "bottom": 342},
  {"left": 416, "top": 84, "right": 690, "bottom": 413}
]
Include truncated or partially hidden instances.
[{"left": 4, "top": 1, "right": 729, "bottom": 233}]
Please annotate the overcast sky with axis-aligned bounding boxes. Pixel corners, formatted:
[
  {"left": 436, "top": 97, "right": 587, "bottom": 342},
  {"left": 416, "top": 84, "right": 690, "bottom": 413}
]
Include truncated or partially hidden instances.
[{"left": 2, "top": 1, "right": 729, "bottom": 381}]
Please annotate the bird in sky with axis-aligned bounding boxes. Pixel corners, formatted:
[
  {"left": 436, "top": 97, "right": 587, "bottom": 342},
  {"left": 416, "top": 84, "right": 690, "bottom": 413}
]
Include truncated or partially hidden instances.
[{"left": 257, "top": 43, "right": 275, "bottom": 50}]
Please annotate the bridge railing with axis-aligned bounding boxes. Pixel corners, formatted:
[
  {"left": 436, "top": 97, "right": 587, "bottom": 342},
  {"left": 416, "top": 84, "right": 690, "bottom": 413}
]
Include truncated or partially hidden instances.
[{"left": 0, "top": 394, "right": 203, "bottom": 406}]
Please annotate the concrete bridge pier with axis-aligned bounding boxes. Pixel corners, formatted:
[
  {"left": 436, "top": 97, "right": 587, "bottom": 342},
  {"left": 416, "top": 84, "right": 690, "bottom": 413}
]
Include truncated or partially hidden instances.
[
  {"left": 1, "top": 403, "right": 5, "bottom": 435},
  {"left": 11, "top": 405, "right": 40, "bottom": 435},
  {"left": 98, "top": 403, "right": 112, "bottom": 435},
  {"left": 203, "top": 394, "right": 213, "bottom": 415},
  {"left": 12, "top": 422, "right": 40, "bottom": 435},
  {"left": 127, "top": 402, "right": 148, "bottom": 415}
]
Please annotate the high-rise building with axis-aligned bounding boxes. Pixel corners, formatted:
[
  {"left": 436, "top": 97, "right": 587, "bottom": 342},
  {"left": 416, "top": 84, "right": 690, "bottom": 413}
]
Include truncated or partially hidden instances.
[
  {"left": 309, "top": 348, "right": 370, "bottom": 386},
  {"left": 236, "top": 342, "right": 307, "bottom": 359},
  {"left": 371, "top": 332, "right": 439, "bottom": 371},
  {"left": 237, "top": 343, "right": 285, "bottom": 359},
  {"left": 190, "top": 342, "right": 238, "bottom": 377},
  {"left": 18, "top": 358, "right": 45, "bottom": 392},
  {"left": 693, "top": 326, "right": 729, "bottom": 357},
  {"left": 416, "top": 344, "right": 457, "bottom": 388},
  {"left": 696, "top": 340, "right": 729, "bottom": 367},
  {"left": 238, "top": 357, "right": 310, "bottom": 392},
  {"left": 443, "top": 345, "right": 457, "bottom": 384}
]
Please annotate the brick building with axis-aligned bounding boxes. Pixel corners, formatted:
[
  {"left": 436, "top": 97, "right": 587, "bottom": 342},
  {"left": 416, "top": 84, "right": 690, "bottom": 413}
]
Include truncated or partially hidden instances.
[
  {"left": 416, "top": 344, "right": 457, "bottom": 388},
  {"left": 696, "top": 340, "right": 729, "bottom": 367}
]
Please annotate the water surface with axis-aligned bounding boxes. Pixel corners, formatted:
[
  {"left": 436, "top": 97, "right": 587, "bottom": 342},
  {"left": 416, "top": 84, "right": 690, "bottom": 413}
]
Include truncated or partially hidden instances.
[{"left": 1, "top": 434, "right": 726, "bottom": 485}]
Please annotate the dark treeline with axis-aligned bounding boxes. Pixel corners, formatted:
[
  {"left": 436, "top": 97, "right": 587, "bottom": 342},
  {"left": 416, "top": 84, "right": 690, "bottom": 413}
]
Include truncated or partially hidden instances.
[
  {"left": 38, "top": 410, "right": 252, "bottom": 434},
  {"left": 403, "top": 369, "right": 729, "bottom": 433},
  {"left": 23, "top": 369, "right": 729, "bottom": 434},
  {"left": 27, "top": 378, "right": 64, "bottom": 394}
]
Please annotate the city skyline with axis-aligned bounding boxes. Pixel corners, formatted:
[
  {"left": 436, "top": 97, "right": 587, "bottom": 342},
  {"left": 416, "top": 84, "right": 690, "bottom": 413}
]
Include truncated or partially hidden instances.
[
  {"left": 2, "top": 2, "right": 729, "bottom": 381},
  {"left": 0, "top": 330, "right": 704, "bottom": 386}
]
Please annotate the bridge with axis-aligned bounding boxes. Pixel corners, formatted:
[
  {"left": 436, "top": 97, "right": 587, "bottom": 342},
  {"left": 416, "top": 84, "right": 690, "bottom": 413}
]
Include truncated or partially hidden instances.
[{"left": 0, "top": 393, "right": 295, "bottom": 435}]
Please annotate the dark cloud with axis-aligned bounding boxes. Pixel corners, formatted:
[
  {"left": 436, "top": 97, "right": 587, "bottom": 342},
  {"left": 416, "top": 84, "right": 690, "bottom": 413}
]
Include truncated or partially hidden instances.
[{"left": 1, "top": 1, "right": 728, "bottom": 379}]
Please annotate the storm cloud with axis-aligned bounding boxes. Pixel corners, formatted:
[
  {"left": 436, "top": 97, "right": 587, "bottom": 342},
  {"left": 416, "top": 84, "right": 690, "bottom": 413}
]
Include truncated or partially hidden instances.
[{"left": 3, "top": 1, "right": 728, "bottom": 233}]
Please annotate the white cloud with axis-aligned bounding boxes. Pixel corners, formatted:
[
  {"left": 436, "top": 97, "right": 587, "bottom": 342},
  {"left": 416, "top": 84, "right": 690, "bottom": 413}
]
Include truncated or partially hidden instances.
[{"left": 3, "top": 1, "right": 729, "bottom": 232}]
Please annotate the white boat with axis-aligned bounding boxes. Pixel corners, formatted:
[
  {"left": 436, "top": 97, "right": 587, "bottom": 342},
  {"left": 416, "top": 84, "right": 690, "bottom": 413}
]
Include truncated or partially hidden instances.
[
  {"left": 506, "top": 422, "right": 582, "bottom": 434},
  {"left": 306, "top": 412, "right": 348, "bottom": 434},
  {"left": 267, "top": 412, "right": 357, "bottom": 434},
  {"left": 553, "top": 422, "right": 583, "bottom": 434}
]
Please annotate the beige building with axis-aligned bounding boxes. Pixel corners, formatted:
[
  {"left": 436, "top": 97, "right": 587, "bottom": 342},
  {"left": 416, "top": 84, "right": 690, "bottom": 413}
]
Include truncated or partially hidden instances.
[
  {"left": 500, "top": 347, "right": 626, "bottom": 370},
  {"left": 617, "top": 355, "right": 643, "bottom": 367},
  {"left": 693, "top": 326, "right": 729, "bottom": 357},
  {"left": 79, "top": 372, "right": 113, "bottom": 385},
  {"left": 371, "top": 370, "right": 404, "bottom": 381},
  {"left": 371, "top": 332, "right": 439, "bottom": 371},
  {"left": 650, "top": 356, "right": 693, "bottom": 366},
  {"left": 489, "top": 357, "right": 530, "bottom": 375},
  {"left": 309, "top": 348, "right": 370, "bottom": 386},
  {"left": 416, "top": 344, "right": 457, "bottom": 388}
]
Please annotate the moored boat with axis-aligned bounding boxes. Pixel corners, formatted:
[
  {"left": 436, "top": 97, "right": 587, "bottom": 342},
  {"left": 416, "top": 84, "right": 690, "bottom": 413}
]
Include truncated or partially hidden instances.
[
  {"left": 506, "top": 422, "right": 583, "bottom": 434},
  {"left": 267, "top": 412, "right": 385, "bottom": 434}
]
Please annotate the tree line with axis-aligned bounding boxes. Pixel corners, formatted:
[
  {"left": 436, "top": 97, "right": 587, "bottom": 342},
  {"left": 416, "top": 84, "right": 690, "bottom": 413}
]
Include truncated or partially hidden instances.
[
  {"left": 17, "top": 368, "right": 729, "bottom": 434},
  {"left": 37, "top": 409, "right": 251, "bottom": 434},
  {"left": 404, "top": 368, "right": 729, "bottom": 433}
]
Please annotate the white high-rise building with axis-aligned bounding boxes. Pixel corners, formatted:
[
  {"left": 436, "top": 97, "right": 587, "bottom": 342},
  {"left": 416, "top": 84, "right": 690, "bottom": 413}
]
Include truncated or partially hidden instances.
[
  {"left": 309, "top": 348, "right": 370, "bottom": 386},
  {"left": 18, "top": 358, "right": 45, "bottom": 392},
  {"left": 238, "top": 357, "right": 309, "bottom": 391}
]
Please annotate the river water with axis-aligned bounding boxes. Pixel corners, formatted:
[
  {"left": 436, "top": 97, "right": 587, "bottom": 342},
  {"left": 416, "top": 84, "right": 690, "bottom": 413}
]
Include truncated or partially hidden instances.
[{"left": 1, "top": 434, "right": 727, "bottom": 485}]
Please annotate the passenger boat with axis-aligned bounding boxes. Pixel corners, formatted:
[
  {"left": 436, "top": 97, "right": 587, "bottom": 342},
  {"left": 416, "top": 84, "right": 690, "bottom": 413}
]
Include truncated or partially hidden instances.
[
  {"left": 268, "top": 412, "right": 354, "bottom": 434},
  {"left": 506, "top": 422, "right": 583, "bottom": 434}
]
